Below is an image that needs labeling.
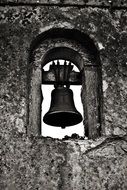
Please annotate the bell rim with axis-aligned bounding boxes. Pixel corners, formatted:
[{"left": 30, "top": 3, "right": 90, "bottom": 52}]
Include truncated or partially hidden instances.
[{"left": 43, "top": 110, "right": 83, "bottom": 127}]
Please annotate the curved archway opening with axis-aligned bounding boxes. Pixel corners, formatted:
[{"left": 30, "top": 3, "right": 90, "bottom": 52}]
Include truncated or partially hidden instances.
[
  {"left": 29, "top": 28, "right": 100, "bottom": 65},
  {"left": 41, "top": 47, "right": 84, "bottom": 70},
  {"left": 27, "top": 28, "right": 103, "bottom": 139}
]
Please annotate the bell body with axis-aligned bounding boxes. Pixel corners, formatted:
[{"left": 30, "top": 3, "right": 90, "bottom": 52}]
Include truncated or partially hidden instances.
[{"left": 43, "top": 87, "right": 82, "bottom": 128}]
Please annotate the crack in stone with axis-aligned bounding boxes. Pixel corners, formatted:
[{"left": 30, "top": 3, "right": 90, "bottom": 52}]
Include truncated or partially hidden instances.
[{"left": 84, "top": 135, "right": 127, "bottom": 154}]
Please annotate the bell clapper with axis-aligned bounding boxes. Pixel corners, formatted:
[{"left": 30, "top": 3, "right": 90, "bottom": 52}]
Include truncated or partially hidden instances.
[{"left": 61, "top": 126, "right": 66, "bottom": 129}]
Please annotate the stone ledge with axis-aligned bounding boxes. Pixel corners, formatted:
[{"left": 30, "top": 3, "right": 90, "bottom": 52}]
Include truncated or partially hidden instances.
[
  {"left": 0, "top": 0, "right": 127, "bottom": 8},
  {"left": 0, "top": 134, "right": 127, "bottom": 190}
]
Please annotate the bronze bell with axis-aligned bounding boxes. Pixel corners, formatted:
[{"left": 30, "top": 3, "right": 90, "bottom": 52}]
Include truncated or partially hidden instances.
[{"left": 43, "top": 86, "right": 82, "bottom": 128}]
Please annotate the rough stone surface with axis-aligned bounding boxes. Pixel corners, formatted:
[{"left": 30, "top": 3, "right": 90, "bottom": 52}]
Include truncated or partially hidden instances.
[
  {"left": 0, "top": 5, "right": 127, "bottom": 138},
  {"left": 0, "top": 2, "right": 127, "bottom": 190},
  {"left": 0, "top": 135, "right": 127, "bottom": 190},
  {"left": 0, "top": 0, "right": 127, "bottom": 7}
]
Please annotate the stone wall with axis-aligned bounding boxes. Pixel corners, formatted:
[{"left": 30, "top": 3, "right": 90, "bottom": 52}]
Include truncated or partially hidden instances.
[
  {"left": 0, "top": 0, "right": 127, "bottom": 7},
  {"left": 0, "top": 1, "right": 127, "bottom": 190}
]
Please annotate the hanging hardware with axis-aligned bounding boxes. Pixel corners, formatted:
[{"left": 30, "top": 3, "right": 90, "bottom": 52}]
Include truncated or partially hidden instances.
[{"left": 42, "top": 60, "right": 83, "bottom": 128}]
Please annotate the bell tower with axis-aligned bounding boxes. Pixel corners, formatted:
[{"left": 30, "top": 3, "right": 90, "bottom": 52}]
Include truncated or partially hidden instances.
[{"left": 0, "top": 1, "right": 127, "bottom": 190}]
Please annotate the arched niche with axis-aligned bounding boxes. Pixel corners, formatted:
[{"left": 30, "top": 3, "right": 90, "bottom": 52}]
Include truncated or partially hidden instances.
[
  {"left": 27, "top": 28, "right": 103, "bottom": 139},
  {"left": 41, "top": 47, "right": 83, "bottom": 70}
]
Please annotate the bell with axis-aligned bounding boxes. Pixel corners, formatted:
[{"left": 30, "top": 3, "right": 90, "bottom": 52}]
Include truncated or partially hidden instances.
[{"left": 43, "top": 86, "right": 82, "bottom": 128}]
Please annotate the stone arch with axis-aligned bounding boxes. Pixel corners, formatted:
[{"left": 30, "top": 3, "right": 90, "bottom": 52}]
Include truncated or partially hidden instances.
[
  {"left": 41, "top": 47, "right": 83, "bottom": 70},
  {"left": 29, "top": 28, "right": 99, "bottom": 60},
  {"left": 27, "top": 28, "right": 103, "bottom": 139}
]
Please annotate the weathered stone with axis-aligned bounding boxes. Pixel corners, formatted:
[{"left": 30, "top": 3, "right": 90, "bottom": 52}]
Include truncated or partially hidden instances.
[
  {"left": 0, "top": 135, "right": 127, "bottom": 189},
  {"left": 0, "top": 5, "right": 127, "bottom": 138},
  {"left": 0, "top": 0, "right": 127, "bottom": 7},
  {"left": 0, "top": 2, "right": 127, "bottom": 190}
]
